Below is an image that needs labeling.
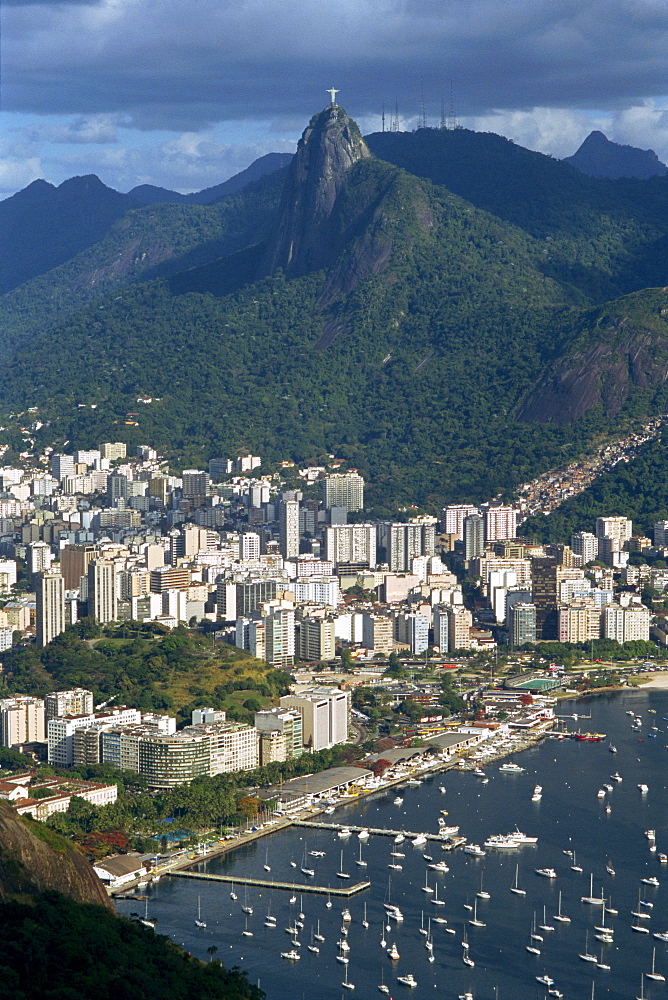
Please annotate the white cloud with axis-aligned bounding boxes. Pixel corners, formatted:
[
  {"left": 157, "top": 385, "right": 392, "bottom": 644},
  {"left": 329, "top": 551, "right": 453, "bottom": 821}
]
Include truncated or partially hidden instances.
[
  {"left": 0, "top": 156, "right": 43, "bottom": 197},
  {"left": 466, "top": 107, "right": 610, "bottom": 159}
]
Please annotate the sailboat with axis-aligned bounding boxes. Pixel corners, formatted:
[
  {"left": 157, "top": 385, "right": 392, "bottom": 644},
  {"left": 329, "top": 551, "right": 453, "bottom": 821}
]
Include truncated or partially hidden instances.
[
  {"left": 579, "top": 930, "right": 597, "bottom": 963},
  {"left": 553, "top": 890, "right": 571, "bottom": 923},
  {"left": 264, "top": 900, "right": 277, "bottom": 928},
  {"left": 637, "top": 972, "right": 646, "bottom": 1000},
  {"left": 195, "top": 895, "right": 206, "bottom": 928},
  {"left": 596, "top": 946, "right": 610, "bottom": 971},
  {"left": 526, "top": 913, "right": 541, "bottom": 955},
  {"left": 511, "top": 863, "right": 526, "bottom": 896},
  {"left": 326, "top": 889, "right": 332, "bottom": 909},
  {"left": 378, "top": 968, "right": 390, "bottom": 995},
  {"left": 581, "top": 873, "right": 605, "bottom": 905},
  {"left": 242, "top": 915, "right": 253, "bottom": 937},
  {"left": 462, "top": 925, "right": 475, "bottom": 966},
  {"left": 307, "top": 926, "right": 319, "bottom": 953},
  {"left": 263, "top": 846, "right": 271, "bottom": 872},
  {"left": 380, "top": 918, "right": 387, "bottom": 950},
  {"left": 229, "top": 880, "right": 238, "bottom": 901},
  {"left": 431, "top": 881, "right": 445, "bottom": 906},
  {"left": 477, "top": 872, "right": 490, "bottom": 899},
  {"left": 594, "top": 905, "right": 613, "bottom": 942},
  {"left": 539, "top": 905, "right": 554, "bottom": 932},
  {"left": 647, "top": 947, "right": 666, "bottom": 982},
  {"left": 571, "top": 850, "right": 583, "bottom": 873},
  {"left": 356, "top": 841, "right": 367, "bottom": 867},
  {"left": 314, "top": 918, "right": 325, "bottom": 943},
  {"left": 301, "top": 845, "right": 314, "bottom": 877},
  {"left": 362, "top": 902, "right": 369, "bottom": 929},
  {"left": 140, "top": 895, "right": 155, "bottom": 929},
  {"left": 342, "top": 964, "right": 355, "bottom": 989},
  {"left": 241, "top": 883, "right": 253, "bottom": 915},
  {"left": 469, "top": 898, "right": 485, "bottom": 928},
  {"left": 336, "top": 850, "right": 350, "bottom": 879},
  {"left": 421, "top": 870, "right": 434, "bottom": 893}
]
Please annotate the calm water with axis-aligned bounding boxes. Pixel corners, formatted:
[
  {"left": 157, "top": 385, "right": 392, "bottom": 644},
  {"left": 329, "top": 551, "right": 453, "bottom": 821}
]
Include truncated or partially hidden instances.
[{"left": 116, "top": 689, "right": 668, "bottom": 999}]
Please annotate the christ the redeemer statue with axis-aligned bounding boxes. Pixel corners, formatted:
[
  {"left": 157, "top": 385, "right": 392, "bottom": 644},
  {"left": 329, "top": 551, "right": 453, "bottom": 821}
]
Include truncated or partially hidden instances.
[{"left": 326, "top": 87, "right": 339, "bottom": 106}]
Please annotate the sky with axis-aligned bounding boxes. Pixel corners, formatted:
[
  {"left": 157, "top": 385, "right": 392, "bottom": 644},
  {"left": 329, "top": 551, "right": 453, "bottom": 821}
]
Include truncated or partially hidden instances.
[{"left": 2, "top": 0, "right": 668, "bottom": 199}]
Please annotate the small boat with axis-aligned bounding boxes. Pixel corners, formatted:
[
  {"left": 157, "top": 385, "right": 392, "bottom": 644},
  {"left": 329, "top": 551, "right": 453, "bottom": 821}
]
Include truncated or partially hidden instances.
[
  {"left": 394, "top": 833, "right": 405, "bottom": 844},
  {"left": 532, "top": 784, "right": 542, "bottom": 801},
  {"left": 412, "top": 834, "right": 427, "bottom": 847},
  {"left": 537, "top": 975, "right": 555, "bottom": 987},
  {"left": 301, "top": 865, "right": 315, "bottom": 876},
  {"left": 242, "top": 916, "right": 253, "bottom": 938},
  {"left": 338, "top": 827, "right": 352, "bottom": 838},
  {"left": 263, "top": 847, "right": 271, "bottom": 872},
  {"left": 229, "top": 881, "right": 238, "bottom": 901},
  {"left": 571, "top": 851, "right": 583, "bottom": 873},
  {"left": 659, "top": 853, "right": 668, "bottom": 864},
  {"left": 611, "top": 772, "right": 622, "bottom": 782},
  {"left": 511, "top": 863, "right": 526, "bottom": 896},
  {"left": 597, "top": 789, "right": 606, "bottom": 799},
  {"left": 341, "top": 908, "right": 351, "bottom": 923},
  {"left": 356, "top": 842, "right": 367, "bottom": 868},
  {"left": 341, "top": 966, "right": 355, "bottom": 990},
  {"left": 646, "top": 829, "right": 656, "bottom": 841},
  {"left": 638, "top": 783, "right": 649, "bottom": 793},
  {"left": 387, "top": 942, "right": 400, "bottom": 960},
  {"left": 464, "top": 844, "right": 486, "bottom": 857},
  {"left": 309, "top": 850, "right": 325, "bottom": 858},
  {"left": 609, "top": 743, "right": 617, "bottom": 753},
  {"left": 281, "top": 949, "right": 300, "bottom": 961},
  {"left": 393, "top": 796, "right": 403, "bottom": 805},
  {"left": 553, "top": 890, "right": 570, "bottom": 923},
  {"left": 195, "top": 895, "right": 206, "bottom": 928},
  {"left": 397, "top": 974, "right": 417, "bottom": 988},
  {"left": 641, "top": 876, "right": 660, "bottom": 887},
  {"left": 606, "top": 860, "right": 615, "bottom": 876},
  {"left": 539, "top": 905, "right": 554, "bottom": 932},
  {"left": 378, "top": 969, "right": 390, "bottom": 995},
  {"left": 535, "top": 867, "right": 557, "bottom": 879},
  {"left": 469, "top": 899, "right": 485, "bottom": 928},
  {"left": 499, "top": 762, "right": 524, "bottom": 773},
  {"left": 358, "top": 828, "right": 369, "bottom": 840}
]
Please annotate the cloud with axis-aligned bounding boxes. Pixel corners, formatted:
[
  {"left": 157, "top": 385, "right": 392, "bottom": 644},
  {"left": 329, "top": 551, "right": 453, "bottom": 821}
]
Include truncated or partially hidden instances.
[
  {"left": 0, "top": 157, "right": 43, "bottom": 198},
  {"left": 2, "top": 0, "right": 668, "bottom": 193}
]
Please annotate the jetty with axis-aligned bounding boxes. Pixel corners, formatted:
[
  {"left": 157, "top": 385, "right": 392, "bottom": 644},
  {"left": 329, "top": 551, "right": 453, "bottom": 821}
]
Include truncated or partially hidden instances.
[
  {"left": 166, "top": 870, "right": 369, "bottom": 896},
  {"left": 293, "top": 820, "right": 466, "bottom": 850}
]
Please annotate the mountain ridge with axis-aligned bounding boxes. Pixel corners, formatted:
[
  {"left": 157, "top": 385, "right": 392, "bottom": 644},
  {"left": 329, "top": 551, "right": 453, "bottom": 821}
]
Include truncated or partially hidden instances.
[{"left": 563, "top": 130, "right": 668, "bottom": 180}]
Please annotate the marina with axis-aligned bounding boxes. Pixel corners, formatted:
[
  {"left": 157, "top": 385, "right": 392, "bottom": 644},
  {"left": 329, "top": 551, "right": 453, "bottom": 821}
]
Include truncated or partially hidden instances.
[{"left": 115, "top": 687, "right": 668, "bottom": 999}]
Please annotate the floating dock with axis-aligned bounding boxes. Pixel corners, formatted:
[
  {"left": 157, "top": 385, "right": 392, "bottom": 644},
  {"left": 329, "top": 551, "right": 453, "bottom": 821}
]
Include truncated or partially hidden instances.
[
  {"left": 292, "top": 820, "right": 466, "bottom": 850},
  {"left": 166, "top": 870, "right": 370, "bottom": 896}
]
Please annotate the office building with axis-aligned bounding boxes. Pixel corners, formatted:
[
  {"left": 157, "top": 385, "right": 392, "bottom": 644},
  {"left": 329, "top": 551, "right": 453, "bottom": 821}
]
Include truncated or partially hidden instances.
[
  {"left": 280, "top": 688, "right": 349, "bottom": 751},
  {"left": 508, "top": 602, "right": 537, "bottom": 646},
  {"left": 60, "top": 544, "right": 98, "bottom": 591},
  {"left": 323, "top": 472, "right": 364, "bottom": 513},
  {"left": 36, "top": 568, "right": 66, "bottom": 648},
  {"left": 0, "top": 696, "right": 45, "bottom": 748}
]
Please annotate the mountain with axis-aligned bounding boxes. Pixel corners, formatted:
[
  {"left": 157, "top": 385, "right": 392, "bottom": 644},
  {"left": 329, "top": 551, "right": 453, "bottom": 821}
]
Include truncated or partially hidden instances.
[
  {"left": 0, "top": 800, "right": 111, "bottom": 907},
  {"left": 515, "top": 289, "right": 668, "bottom": 424},
  {"left": 0, "top": 175, "right": 134, "bottom": 294},
  {"left": 128, "top": 152, "right": 293, "bottom": 205},
  {"left": 1, "top": 110, "right": 668, "bottom": 510},
  {"left": 563, "top": 130, "right": 668, "bottom": 180}
]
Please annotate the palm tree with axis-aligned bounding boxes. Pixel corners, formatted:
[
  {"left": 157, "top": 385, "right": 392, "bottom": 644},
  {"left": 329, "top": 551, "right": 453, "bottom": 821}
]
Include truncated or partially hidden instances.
[{"left": 207, "top": 945, "right": 218, "bottom": 963}]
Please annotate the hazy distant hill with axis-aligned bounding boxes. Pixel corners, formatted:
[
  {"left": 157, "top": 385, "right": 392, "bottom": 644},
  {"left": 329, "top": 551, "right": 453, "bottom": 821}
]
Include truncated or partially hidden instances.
[
  {"left": 128, "top": 152, "right": 293, "bottom": 205},
  {"left": 1, "top": 112, "right": 668, "bottom": 509},
  {"left": 563, "top": 130, "right": 668, "bottom": 180},
  {"left": 0, "top": 175, "right": 134, "bottom": 294}
]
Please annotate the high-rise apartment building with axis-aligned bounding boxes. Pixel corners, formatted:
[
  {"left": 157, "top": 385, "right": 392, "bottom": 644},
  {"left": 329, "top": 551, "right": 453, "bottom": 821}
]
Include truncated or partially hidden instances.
[
  {"left": 298, "top": 616, "right": 336, "bottom": 661},
  {"left": 571, "top": 531, "right": 599, "bottom": 564},
  {"left": 447, "top": 605, "right": 473, "bottom": 651},
  {"left": 240, "top": 531, "right": 261, "bottom": 561},
  {"left": 0, "top": 696, "right": 45, "bottom": 747},
  {"left": 558, "top": 605, "right": 602, "bottom": 643},
  {"left": 324, "top": 524, "right": 377, "bottom": 569},
  {"left": 463, "top": 514, "right": 485, "bottom": 562},
  {"left": 254, "top": 708, "right": 303, "bottom": 760},
  {"left": 385, "top": 522, "right": 436, "bottom": 573},
  {"left": 88, "top": 559, "right": 118, "bottom": 623},
  {"left": 28, "top": 541, "right": 53, "bottom": 577},
  {"left": 181, "top": 469, "right": 210, "bottom": 499},
  {"left": 264, "top": 607, "right": 295, "bottom": 668},
  {"left": 279, "top": 499, "right": 300, "bottom": 559},
  {"left": 595, "top": 516, "right": 632, "bottom": 543},
  {"left": 45, "top": 688, "right": 94, "bottom": 721},
  {"left": 60, "top": 544, "right": 99, "bottom": 591},
  {"left": 361, "top": 612, "right": 394, "bottom": 654},
  {"left": 322, "top": 472, "right": 364, "bottom": 513},
  {"left": 531, "top": 558, "right": 584, "bottom": 639},
  {"left": 441, "top": 504, "right": 480, "bottom": 539},
  {"left": 484, "top": 505, "right": 518, "bottom": 542},
  {"left": 36, "top": 567, "right": 66, "bottom": 648}
]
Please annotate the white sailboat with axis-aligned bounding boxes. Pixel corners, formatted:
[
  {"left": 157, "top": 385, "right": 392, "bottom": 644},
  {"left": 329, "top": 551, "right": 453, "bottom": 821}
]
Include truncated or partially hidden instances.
[
  {"left": 336, "top": 849, "right": 350, "bottom": 879},
  {"left": 342, "top": 963, "right": 355, "bottom": 990},
  {"left": 378, "top": 969, "right": 390, "bottom": 995},
  {"left": 229, "top": 880, "right": 238, "bottom": 901},
  {"left": 431, "top": 881, "right": 445, "bottom": 906},
  {"left": 356, "top": 841, "right": 367, "bottom": 867},
  {"left": 263, "top": 846, "right": 271, "bottom": 872},
  {"left": 477, "top": 872, "right": 490, "bottom": 900},
  {"left": 241, "top": 883, "right": 253, "bottom": 915},
  {"left": 362, "top": 902, "right": 369, "bottom": 929},
  {"left": 539, "top": 905, "right": 554, "bottom": 932},
  {"left": 195, "top": 895, "right": 206, "bottom": 928},
  {"left": 581, "top": 873, "right": 604, "bottom": 905},
  {"left": 469, "top": 898, "right": 485, "bottom": 928},
  {"left": 510, "top": 863, "right": 526, "bottom": 895},
  {"left": 571, "top": 850, "right": 583, "bottom": 873},
  {"left": 553, "top": 890, "right": 570, "bottom": 923},
  {"left": 526, "top": 913, "right": 541, "bottom": 955},
  {"left": 647, "top": 947, "right": 666, "bottom": 982},
  {"left": 242, "top": 915, "right": 253, "bottom": 937},
  {"left": 314, "top": 918, "right": 325, "bottom": 943},
  {"left": 579, "top": 930, "right": 597, "bottom": 963}
]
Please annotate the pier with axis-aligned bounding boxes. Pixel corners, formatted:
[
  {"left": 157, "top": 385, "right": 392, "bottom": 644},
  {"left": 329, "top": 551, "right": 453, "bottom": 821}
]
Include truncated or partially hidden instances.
[
  {"left": 292, "top": 820, "right": 466, "bottom": 850},
  {"left": 166, "top": 870, "right": 370, "bottom": 896}
]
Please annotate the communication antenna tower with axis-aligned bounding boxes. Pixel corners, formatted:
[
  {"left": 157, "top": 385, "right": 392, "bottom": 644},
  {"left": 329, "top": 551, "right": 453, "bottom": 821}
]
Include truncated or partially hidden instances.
[
  {"left": 419, "top": 79, "right": 427, "bottom": 129},
  {"left": 382, "top": 103, "right": 386, "bottom": 132},
  {"left": 440, "top": 95, "right": 447, "bottom": 130},
  {"left": 393, "top": 100, "right": 400, "bottom": 132},
  {"left": 447, "top": 80, "right": 457, "bottom": 131}
]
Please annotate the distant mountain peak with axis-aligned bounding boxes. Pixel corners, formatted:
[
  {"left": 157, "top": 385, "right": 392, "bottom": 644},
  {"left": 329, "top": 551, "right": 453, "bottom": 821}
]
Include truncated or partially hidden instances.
[
  {"left": 259, "top": 104, "right": 372, "bottom": 278},
  {"left": 563, "top": 130, "right": 667, "bottom": 180}
]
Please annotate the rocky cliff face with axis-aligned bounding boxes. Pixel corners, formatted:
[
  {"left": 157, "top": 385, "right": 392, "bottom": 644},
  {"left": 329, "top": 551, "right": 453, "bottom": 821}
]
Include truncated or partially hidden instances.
[
  {"left": 259, "top": 105, "right": 372, "bottom": 279},
  {"left": 516, "top": 290, "right": 668, "bottom": 424},
  {"left": 0, "top": 801, "right": 112, "bottom": 908}
]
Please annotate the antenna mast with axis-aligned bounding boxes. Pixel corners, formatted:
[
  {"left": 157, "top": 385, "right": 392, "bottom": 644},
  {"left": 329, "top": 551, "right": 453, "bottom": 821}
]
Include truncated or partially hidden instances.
[
  {"left": 447, "top": 80, "right": 457, "bottom": 131},
  {"left": 393, "top": 100, "right": 400, "bottom": 132},
  {"left": 440, "top": 95, "right": 447, "bottom": 130},
  {"left": 419, "top": 78, "right": 427, "bottom": 129},
  {"left": 382, "top": 103, "right": 386, "bottom": 132}
]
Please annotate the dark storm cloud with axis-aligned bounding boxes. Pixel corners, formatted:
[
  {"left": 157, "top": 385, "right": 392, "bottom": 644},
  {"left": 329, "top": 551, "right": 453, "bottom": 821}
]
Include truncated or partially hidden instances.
[{"left": 4, "top": 0, "right": 668, "bottom": 128}]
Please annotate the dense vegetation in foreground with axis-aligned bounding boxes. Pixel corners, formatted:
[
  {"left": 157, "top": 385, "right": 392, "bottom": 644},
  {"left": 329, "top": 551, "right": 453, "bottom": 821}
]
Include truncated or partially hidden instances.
[{"left": 0, "top": 891, "right": 263, "bottom": 1000}]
